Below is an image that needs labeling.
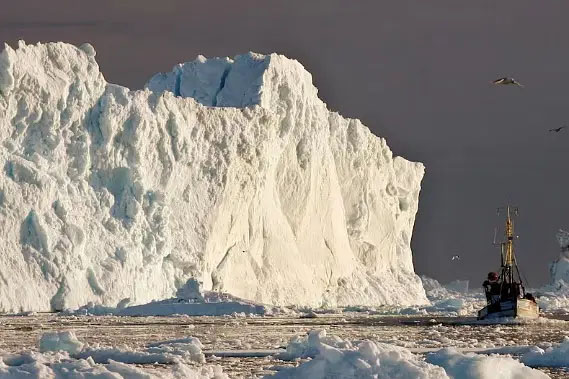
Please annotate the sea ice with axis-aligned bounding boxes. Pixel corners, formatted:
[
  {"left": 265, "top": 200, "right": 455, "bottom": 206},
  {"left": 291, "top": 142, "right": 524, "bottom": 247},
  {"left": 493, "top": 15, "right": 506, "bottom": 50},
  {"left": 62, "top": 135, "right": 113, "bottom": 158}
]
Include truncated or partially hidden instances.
[
  {"left": 371, "top": 276, "right": 485, "bottom": 316},
  {"left": 521, "top": 337, "right": 569, "bottom": 368},
  {"left": 1, "top": 331, "right": 228, "bottom": 378},
  {"left": 269, "top": 329, "right": 448, "bottom": 378},
  {"left": 426, "top": 348, "right": 549, "bottom": 379},
  {"left": 39, "top": 331, "right": 84, "bottom": 354},
  {"left": 536, "top": 281, "right": 569, "bottom": 315},
  {"left": 269, "top": 329, "right": 549, "bottom": 378},
  {"left": 66, "top": 279, "right": 270, "bottom": 316}
]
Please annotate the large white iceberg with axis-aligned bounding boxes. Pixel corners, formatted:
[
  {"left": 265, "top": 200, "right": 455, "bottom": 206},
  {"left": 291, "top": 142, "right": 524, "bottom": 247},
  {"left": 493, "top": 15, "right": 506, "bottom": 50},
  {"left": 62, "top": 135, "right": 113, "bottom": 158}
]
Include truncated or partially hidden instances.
[{"left": 0, "top": 41, "right": 427, "bottom": 312}]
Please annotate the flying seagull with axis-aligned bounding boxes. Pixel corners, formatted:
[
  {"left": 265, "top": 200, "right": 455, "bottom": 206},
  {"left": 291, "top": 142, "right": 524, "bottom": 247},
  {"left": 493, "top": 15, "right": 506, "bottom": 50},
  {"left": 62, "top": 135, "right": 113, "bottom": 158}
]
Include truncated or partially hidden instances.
[
  {"left": 549, "top": 126, "right": 566, "bottom": 133},
  {"left": 492, "top": 77, "right": 524, "bottom": 87},
  {"left": 451, "top": 255, "right": 460, "bottom": 261}
]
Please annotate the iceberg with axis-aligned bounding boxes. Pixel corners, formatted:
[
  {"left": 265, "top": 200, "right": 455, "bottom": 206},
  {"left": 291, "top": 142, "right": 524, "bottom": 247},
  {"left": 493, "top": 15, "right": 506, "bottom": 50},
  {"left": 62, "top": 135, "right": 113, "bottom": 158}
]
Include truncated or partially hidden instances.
[
  {"left": 0, "top": 41, "right": 426, "bottom": 312},
  {"left": 549, "top": 230, "right": 569, "bottom": 284}
]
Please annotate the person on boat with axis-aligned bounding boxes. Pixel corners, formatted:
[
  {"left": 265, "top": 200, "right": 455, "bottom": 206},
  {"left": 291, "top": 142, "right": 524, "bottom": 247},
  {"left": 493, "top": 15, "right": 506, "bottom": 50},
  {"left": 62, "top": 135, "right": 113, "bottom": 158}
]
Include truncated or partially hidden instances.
[{"left": 483, "top": 272, "right": 501, "bottom": 303}]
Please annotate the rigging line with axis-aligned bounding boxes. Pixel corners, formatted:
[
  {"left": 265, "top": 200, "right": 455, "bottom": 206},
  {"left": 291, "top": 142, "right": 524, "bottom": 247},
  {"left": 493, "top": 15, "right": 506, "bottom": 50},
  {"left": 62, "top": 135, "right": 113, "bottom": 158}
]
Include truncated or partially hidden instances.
[{"left": 513, "top": 255, "right": 530, "bottom": 288}]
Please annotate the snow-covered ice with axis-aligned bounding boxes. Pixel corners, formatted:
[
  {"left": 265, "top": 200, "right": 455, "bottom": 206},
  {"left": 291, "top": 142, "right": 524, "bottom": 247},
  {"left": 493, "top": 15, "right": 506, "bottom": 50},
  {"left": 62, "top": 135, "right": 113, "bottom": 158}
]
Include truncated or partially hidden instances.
[
  {"left": 0, "top": 353, "right": 227, "bottom": 379},
  {"left": 420, "top": 276, "right": 485, "bottom": 316},
  {"left": 355, "top": 276, "right": 486, "bottom": 317},
  {"left": 1, "top": 331, "right": 228, "bottom": 378},
  {"left": 426, "top": 348, "right": 549, "bottom": 379},
  {"left": 521, "top": 337, "right": 569, "bottom": 368},
  {"left": 269, "top": 329, "right": 448, "bottom": 378},
  {"left": 66, "top": 278, "right": 271, "bottom": 316},
  {"left": 268, "top": 329, "right": 549, "bottom": 378},
  {"left": 39, "top": 331, "right": 84, "bottom": 354},
  {"left": 0, "top": 41, "right": 426, "bottom": 312}
]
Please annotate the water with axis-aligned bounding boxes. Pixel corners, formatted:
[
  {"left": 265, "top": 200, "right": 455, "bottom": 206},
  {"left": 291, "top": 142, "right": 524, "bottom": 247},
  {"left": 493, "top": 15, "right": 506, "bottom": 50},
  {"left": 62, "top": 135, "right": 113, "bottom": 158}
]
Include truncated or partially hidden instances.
[{"left": 1, "top": 313, "right": 568, "bottom": 377}]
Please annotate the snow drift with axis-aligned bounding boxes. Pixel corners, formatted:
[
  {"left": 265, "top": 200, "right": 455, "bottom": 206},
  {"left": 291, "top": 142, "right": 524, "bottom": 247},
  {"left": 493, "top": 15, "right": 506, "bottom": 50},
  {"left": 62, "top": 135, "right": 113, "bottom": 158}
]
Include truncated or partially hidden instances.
[{"left": 0, "top": 41, "right": 426, "bottom": 312}]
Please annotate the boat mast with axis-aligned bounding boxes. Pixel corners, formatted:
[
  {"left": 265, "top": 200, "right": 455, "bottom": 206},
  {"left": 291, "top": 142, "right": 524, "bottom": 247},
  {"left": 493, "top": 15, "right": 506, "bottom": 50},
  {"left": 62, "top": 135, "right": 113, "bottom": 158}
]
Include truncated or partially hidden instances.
[
  {"left": 504, "top": 206, "right": 515, "bottom": 284},
  {"left": 499, "top": 205, "right": 525, "bottom": 296}
]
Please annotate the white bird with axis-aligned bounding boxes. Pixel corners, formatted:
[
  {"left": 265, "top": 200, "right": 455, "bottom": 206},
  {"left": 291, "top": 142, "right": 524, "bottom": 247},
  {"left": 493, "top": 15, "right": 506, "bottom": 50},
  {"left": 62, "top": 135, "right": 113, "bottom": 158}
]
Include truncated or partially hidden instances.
[
  {"left": 451, "top": 255, "right": 460, "bottom": 261},
  {"left": 492, "top": 77, "right": 524, "bottom": 87}
]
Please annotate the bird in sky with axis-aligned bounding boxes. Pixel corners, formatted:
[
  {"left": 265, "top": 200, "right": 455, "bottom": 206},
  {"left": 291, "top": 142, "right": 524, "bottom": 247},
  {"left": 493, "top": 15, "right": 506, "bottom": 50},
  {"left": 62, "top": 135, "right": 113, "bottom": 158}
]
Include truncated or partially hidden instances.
[
  {"left": 549, "top": 126, "right": 566, "bottom": 133},
  {"left": 451, "top": 255, "right": 460, "bottom": 261},
  {"left": 492, "top": 77, "right": 524, "bottom": 87}
]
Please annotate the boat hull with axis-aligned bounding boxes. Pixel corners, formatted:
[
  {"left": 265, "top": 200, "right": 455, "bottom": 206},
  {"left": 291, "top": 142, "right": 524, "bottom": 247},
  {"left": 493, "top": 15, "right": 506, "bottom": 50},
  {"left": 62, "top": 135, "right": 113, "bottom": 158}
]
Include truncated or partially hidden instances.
[{"left": 477, "top": 298, "right": 539, "bottom": 320}]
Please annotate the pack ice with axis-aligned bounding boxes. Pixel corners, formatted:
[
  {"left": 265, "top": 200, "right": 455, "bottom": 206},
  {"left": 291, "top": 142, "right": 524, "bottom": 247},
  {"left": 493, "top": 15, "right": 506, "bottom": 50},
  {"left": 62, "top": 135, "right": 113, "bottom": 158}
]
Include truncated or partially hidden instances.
[{"left": 0, "top": 41, "right": 427, "bottom": 312}]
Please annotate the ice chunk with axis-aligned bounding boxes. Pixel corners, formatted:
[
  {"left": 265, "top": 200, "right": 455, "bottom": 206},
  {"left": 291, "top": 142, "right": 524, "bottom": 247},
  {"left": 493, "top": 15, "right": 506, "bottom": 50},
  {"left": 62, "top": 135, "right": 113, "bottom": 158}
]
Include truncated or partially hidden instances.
[
  {"left": 147, "top": 336, "right": 205, "bottom": 363},
  {"left": 271, "top": 330, "right": 448, "bottom": 379},
  {"left": 0, "top": 349, "right": 226, "bottom": 378},
  {"left": 427, "top": 348, "right": 549, "bottom": 379},
  {"left": 39, "top": 331, "right": 84, "bottom": 354},
  {"left": 521, "top": 337, "right": 569, "bottom": 367}
]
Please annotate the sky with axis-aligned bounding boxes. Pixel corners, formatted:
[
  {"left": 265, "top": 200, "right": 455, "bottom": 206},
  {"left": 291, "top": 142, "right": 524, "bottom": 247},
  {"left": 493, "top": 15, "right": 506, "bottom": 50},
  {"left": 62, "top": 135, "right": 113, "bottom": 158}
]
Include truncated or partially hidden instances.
[{"left": 1, "top": 0, "right": 569, "bottom": 286}]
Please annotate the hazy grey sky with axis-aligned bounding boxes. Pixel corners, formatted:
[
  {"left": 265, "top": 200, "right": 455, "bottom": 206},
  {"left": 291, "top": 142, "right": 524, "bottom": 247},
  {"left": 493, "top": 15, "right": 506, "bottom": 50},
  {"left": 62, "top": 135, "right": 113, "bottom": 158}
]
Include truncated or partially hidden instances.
[{"left": 2, "top": 0, "right": 569, "bottom": 286}]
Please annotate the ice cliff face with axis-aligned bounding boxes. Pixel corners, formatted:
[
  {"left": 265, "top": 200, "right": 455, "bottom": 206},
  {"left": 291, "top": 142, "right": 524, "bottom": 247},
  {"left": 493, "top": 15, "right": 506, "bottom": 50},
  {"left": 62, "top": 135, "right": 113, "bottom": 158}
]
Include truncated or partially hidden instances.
[
  {"left": 550, "top": 230, "right": 569, "bottom": 284},
  {"left": 0, "top": 41, "right": 427, "bottom": 312}
]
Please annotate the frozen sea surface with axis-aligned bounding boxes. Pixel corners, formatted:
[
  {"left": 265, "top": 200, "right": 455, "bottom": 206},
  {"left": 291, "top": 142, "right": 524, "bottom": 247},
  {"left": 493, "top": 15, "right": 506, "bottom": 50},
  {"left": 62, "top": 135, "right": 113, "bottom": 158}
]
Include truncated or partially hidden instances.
[{"left": 1, "top": 313, "right": 569, "bottom": 378}]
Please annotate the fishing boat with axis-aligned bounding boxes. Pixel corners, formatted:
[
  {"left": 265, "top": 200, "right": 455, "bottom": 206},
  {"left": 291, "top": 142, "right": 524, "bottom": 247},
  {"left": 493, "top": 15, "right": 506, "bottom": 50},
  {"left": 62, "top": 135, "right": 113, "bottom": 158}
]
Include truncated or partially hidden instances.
[{"left": 477, "top": 206, "right": 539, "bottom": 320}]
